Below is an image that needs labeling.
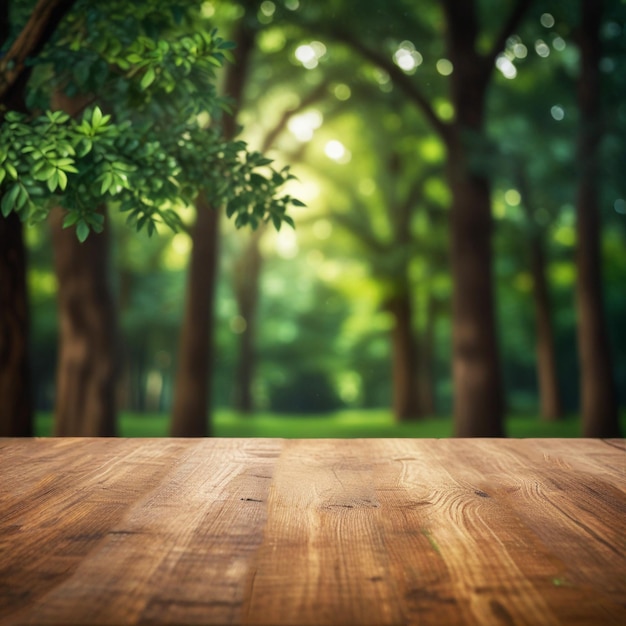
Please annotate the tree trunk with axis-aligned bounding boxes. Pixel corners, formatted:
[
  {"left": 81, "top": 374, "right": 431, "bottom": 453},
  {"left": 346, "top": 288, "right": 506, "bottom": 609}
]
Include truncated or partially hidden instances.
[
  {"left": 443, "top": 0, "right": 505, "bottom": 437},
  {"left": 386, "top": 292, "right": 422, "bottom": 422},
  {"left": 417, "top": 292, "right": 437, "bottom": 416},
  {"left": 517, "top": 167, "right": 563, "bottom": 421},
  {"left": 575, "top": 0, "right": 620, "bottom": 437},
  {"left": 170, "top": 17, "right": 257, "bottom": 436},
  {"left": 0, "top": 0, "right": 77, "bottom": 104},
  {"left": 233, "top": 226, "right": 264, "bottom": 413},
  {"left": 448, "top": 141, "right": 505, "bottom": 437},
  {"left": 530, "top": 233, "right": 563, "bottom": 421},
  {"left": 0, "top": 213, "right": 33, "bottom": 436},
  {"left": 170, "top": 195, "right": 219, "bottom": 437},
  {"left": 332, "top": 0, "right": 532, "bottom": 436},
  {"left": 50, "top": 207, "right": 118, "bottom": 436}
]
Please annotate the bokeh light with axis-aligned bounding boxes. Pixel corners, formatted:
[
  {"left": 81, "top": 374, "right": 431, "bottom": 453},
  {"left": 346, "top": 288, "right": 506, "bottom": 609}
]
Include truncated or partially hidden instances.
[
  {"left": 535, "top": 40, "right": 550, "bottom": 57},
  {"left": 287, "top": 109, "right": 323, "bottom": 141},
  {"left": 393, "top": 41, "right": 423, "bottom": 73},
  {"left": 436, "top": 59, "right": 453, "bottom": 76},
  {"left": 550, "top": 105, "right": 565, "bottom": 121}
]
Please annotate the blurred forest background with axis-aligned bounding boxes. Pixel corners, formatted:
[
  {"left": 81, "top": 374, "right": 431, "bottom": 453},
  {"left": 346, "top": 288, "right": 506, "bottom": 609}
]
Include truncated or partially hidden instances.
[{"left": 1, "top": 0, "right": 624, "bottom": 438}]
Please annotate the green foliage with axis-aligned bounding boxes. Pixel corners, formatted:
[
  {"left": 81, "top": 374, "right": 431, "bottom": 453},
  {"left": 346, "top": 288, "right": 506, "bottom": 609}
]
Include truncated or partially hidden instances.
[{"left": 0, "top": 1, "right": 299, "bottom": 240}]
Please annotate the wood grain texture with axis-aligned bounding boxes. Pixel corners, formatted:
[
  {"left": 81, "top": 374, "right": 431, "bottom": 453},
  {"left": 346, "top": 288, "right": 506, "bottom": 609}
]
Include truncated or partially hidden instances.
[{"left": 0, "top": 438, "right": 624, "bottom": 625}]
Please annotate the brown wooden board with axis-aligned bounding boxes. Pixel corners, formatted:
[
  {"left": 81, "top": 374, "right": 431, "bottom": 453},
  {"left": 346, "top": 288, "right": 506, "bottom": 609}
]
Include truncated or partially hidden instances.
[{"left": 0, "top": 438, "right": 624, "bottom": 625}]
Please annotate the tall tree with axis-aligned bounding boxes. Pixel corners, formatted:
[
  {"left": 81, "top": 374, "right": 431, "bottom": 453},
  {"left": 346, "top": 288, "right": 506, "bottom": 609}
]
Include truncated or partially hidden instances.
[
  {"left": 323, "top": 107, "right": 442, "bottom": 422},
  {"left": 170, "top": 15, "right": 258, "bottom": 436},
  {"left": 0, "top": 212, "right": 32, "bottom": 436},
  {"left": 382, "top": 153, "right": 425, "bottom": 421},
  {"left": 574, "top": 0, "right": 620, "bottom": 437},
  {"left": 316, "top": 0, "right": 532, "bottom": 435},
  {"left": 48, "top": 91, "right": 118, "bottom": 436},
  {"left": 50, "top": 205, "right": 118, "bottom": 435},
  {"left": 0, "top": 0, "right": 76, "bottom": 436},
  {"left": 517, "top": 166, "right": 563, "bottom": 421},
  {"left": 441, "top": 0, "right": 530, "bottom": 436}
]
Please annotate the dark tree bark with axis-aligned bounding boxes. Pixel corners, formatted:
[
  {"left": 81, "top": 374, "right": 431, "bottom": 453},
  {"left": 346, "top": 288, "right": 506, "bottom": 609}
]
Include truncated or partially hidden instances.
[
  {"left": 447, "top": 135, "right": 504, "bottom": 436},
  {"left": 530, "top": 233, "right": 563, "bottom": 421},
  {"left": 443, "top": 2, "right": 505, "bottom": 436},
  {"left": 417, "top": 292, "right": 437, "bottom": 417},
  {"left": 575, "top": 0, "right": 620, "bottom": 437},
  {"left": 441, "top": 0, "right": 532, "bottom": 436},
  {"left": 386, "top": 291, "right": 421, "bottom": 421},
  {"left": 170, "top": 194, "right": 220, "bottom": 436},
  {"left": 517, "top": 170, "right": 563, "bottom": 421},
  {"left": 0, "top": 0, "right": 76, "bottom": 104},
  {"left": 0, "top": 213, "right": 33, "bottom": 436},
  {"left": 384, "top": 154, "right": 426, "bottom": 422},
  {"left": 170, "top": 17, "right": 256, "bottom": 436},
  {"left": 50, "top": 207, "right": 118, "bottom": 436}
]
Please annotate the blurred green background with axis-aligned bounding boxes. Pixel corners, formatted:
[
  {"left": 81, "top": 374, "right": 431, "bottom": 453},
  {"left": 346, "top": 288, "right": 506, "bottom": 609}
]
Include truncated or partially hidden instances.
[{"left": 5, "top": 0, "right": 624, "bottom": 438}]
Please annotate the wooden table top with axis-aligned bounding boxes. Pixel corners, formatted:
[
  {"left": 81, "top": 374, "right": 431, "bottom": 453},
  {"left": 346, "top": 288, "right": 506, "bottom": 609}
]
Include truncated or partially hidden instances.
[{"left": 0, "top": 438, "right": 624, "bottom": 625}]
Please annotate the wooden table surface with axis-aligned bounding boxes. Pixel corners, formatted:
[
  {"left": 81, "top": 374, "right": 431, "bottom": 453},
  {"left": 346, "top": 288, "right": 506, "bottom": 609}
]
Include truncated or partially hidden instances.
[{"left": 0, "top": 438, "right": 624, "bottom": 626}]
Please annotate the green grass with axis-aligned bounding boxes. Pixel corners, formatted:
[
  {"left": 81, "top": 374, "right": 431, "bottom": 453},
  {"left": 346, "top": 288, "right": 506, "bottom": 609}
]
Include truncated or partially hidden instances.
[{"left": 34, "top": 408, "right": 623, "bottom": 438}]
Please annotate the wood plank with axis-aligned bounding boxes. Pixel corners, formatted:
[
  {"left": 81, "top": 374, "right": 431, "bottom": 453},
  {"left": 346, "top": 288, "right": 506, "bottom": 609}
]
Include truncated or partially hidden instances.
[
  {"left": 242, "top": 439, "right": 406, "bottom": 625},
  {"left": 0, "top": 438, "right": 624, "bottom": 625},
  {"left": 0, "top": 438, "right": 190, "bottom": 621},
  {"left": 2, "top": 439, "right": 280, "bottom": 625},
  {"left": 415, "top": 438, "right": 625, "bottom": 625}
]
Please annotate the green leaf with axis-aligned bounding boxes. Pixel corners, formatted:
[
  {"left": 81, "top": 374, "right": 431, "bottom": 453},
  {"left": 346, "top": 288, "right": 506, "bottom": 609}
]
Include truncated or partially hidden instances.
[
  {"left": 47, "top": 170, "right": 59, "bottom": 192},
  {"left": 76, "top": 138, "right": 92, "bottom": 157},
  {"left": 5, "top": 162, "right": 18, "bottom": 179},
  {"left": 92, "top": 106, "right": 103, "bottom": 127},
  {"left": 88, "top": 212, "right": 105, "bottom": 227},
  {"left": 76, "top": 220, "right": 89, "bottom": 242},
  {"left": 226, "top": 198, "right": 240, "bottom": 219},
  {"left": 136, "top": 214, "right": 148, "bottom": 231},
  {"left": 291, "top": 198, "right": 306, "bottom": 207},
  {"left": 272, "top": 171, "right": 285, "bottom": 185},
  {"left": 1, "top": 184, "right": 20, "bottom": 217},
  {"left": 249, "top": 172, "right": 267, "bottom": 188},
  {"left": 57, "top": 168, "right": 68, "bottom": 191},
  {"left": 235, "top": 212, "right": 249, "bottom": 228},
  {"left": 62, "top": 212, "right": 80, "bottom": 228},
  {"left": 32, "top": 163, "right": 55, "bottom": 181},
  {"left": 15, "top": 185, "right": 28, "bottom": 210},
  {"left": 140, "top": 67, "right": 156, "bottom": 89},
  {"left": 100, "top": 172, "right": 113, "bottom": 194}
]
